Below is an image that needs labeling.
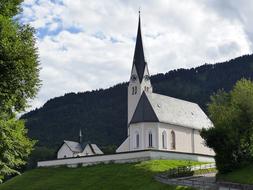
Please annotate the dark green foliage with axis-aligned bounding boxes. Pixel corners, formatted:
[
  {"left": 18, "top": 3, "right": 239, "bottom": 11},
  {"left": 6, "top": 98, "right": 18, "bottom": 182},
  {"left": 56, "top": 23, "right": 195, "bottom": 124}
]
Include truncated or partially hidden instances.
[
  {"left": 164, "top": 166, "right": 193, "bottom": 178},
  {"left": 201, "top": 79, "right": 253, "bottom": 173},
  {"left": 217, "top": 164, "right": 253, "bottom": 184},
  {"left": 0, "top": 0, "right": 40, "bottom": 182},
  {"left": 22, "top": 54, "right": 253, "bottom": 154},
  {"left": 0, "top": 14, "right": 40, "bottom": 114},
  {"left": 24, "top": 147, "right": 55, "bottom": 170},
  {"left": 0, "top": 0, "right": 23, "bottom": 17},
  {"left": 100, "top": 144, "right": 118, "bottom": 154}
]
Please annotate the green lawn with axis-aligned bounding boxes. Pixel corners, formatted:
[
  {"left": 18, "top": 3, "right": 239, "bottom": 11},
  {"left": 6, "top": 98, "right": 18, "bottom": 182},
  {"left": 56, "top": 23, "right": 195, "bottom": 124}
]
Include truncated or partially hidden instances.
[
  {"left": 0, "top": 160, "right": 201, "bottom": 190},
  {"left": 218, "top": 164, "right": 253, "bottom": 184}
]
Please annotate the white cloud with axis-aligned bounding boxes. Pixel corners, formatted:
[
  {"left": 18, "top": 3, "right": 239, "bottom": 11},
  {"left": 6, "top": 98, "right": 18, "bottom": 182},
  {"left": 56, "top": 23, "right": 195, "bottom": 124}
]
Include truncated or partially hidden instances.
[{"left": 21, "top": 0, "right": 253, "bottom": 112}]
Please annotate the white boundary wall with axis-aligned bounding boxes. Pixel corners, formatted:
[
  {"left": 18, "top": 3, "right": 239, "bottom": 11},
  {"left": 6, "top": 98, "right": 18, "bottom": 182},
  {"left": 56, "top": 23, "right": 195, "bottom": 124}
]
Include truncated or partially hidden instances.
[{"left": 38, "top": 150, "right": 214, "bottom": 168}]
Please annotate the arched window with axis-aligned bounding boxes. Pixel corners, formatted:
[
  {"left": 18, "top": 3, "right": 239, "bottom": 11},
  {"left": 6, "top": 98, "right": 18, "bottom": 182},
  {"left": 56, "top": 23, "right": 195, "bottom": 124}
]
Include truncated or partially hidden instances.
[
  {"left": 162, "top": 131, "right": 167, "bottom": 149},
  {"left": 148, "top": 131, "right": 153, "bottom": 147},
  {"left": 136, "top": 133, "right": 140, "bottom": 148},
  {"left": 171, "top": 130, "right": 176, "bottom": 150}
]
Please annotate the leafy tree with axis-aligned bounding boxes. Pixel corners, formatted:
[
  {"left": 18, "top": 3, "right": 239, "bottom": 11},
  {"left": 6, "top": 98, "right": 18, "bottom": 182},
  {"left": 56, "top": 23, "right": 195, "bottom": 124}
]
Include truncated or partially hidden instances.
[
  {"left": 0, "top": 0, "right": 40, "bottom": 182},
  {"left": 0, "top": 119, "right": 35, "bottom": 182},
  {"left": 101, "top": 144, "right": 117, "bottom": 154},
  {"left": 201, "top": 79, "right": 253, "bottom": 173}
]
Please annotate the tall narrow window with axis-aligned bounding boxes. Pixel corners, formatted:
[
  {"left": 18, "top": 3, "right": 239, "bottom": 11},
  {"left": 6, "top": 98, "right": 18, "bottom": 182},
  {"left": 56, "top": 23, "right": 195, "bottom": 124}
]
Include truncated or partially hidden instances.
[
  {"left": 162, "top": 131, "right": 167, "bottom": 149},
  {"left": 148, "top": 132, "right": 153, "bottom": 147},
  {"left": 136, "top": 133, "right": 140, "bottom": 148},
  {"left": 132, "top": 87, "right": 135, "bottom": 95},
  {"left": 134, "top": 86, "right": 137, "bottom": 94},
  {"left": 171, "top": 131, "right": 176, "bottom": 150}
]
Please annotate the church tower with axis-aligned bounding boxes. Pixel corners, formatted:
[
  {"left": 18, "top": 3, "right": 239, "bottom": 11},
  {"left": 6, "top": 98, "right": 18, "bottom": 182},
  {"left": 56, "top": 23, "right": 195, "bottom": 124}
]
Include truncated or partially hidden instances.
[{"left": 128, "top": 12, "right": 153, "bottom": 125}]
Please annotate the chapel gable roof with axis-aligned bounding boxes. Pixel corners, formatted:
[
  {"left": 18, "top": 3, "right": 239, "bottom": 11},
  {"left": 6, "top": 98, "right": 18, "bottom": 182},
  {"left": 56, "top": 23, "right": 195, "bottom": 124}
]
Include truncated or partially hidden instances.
[
  {"left": 64, "top": 140, "right": 83, "bottom": 153},
  {"left": 63, "top": 140, "right": 104, "bottom": 155},
  {"left": 87, "top": 144, "right": 104, "bottom": 155}
]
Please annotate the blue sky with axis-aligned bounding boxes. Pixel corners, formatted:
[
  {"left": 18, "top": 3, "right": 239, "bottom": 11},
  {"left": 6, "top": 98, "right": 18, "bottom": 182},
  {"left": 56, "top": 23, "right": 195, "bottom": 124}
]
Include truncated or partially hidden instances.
[{"left": 20, "top": 0, "right": 253, "bottom": 111}]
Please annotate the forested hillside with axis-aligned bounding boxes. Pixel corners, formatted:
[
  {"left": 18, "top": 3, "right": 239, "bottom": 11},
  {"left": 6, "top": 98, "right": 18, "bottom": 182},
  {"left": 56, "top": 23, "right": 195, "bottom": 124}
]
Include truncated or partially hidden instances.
[{"left": 22, "top": 54, "right": 253, "bottom": 152}]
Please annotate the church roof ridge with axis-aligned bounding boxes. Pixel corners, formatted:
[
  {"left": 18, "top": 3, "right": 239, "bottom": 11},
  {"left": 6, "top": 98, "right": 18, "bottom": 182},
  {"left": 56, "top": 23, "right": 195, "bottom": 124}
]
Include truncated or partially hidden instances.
[{"left": 150, "top": 92, "right": 199, "bottom": 106}]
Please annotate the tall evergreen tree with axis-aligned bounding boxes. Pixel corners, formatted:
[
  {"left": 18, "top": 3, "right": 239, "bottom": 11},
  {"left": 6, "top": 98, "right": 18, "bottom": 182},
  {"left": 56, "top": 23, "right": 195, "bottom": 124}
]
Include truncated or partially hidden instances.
[{"left": 0, "top": 0, "right": 40, "bottom": 182}]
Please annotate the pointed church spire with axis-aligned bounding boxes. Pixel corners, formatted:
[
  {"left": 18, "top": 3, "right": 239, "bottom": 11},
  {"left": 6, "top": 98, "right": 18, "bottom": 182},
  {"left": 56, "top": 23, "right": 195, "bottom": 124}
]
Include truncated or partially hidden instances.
[{"left": 133, "top": 11, "right": 146, "bottom": 82}]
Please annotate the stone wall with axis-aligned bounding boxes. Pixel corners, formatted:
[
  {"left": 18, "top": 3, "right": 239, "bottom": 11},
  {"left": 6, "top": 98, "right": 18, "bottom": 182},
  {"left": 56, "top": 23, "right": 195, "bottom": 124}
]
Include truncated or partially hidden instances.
[{"left": 38, "top": 150, "right": 214, "bottom": 168}]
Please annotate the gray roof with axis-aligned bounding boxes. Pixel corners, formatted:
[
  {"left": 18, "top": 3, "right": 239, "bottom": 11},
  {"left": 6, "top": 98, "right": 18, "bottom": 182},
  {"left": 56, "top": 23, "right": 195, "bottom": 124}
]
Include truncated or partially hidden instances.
[
  {"left": 64, "top": 140, "right": 83, "bottom": 153},
  {"left": 63, "top": 141, "right": 104, "bottom": 154},
  {"left": 130, "top": 92, "right": 213, "bottom": 130},
  {"left": 131, "top": 93, "right": 159, "bottom": 123}
]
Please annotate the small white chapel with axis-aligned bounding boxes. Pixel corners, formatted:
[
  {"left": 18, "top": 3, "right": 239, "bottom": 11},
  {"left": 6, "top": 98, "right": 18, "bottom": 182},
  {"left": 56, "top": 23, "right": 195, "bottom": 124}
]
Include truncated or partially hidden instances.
[
  {"left": 116, "top": 13, "right": 214, "bottom": 156},
  {"left": 57, "top": 130, "right": 104, "bottom": 159}
]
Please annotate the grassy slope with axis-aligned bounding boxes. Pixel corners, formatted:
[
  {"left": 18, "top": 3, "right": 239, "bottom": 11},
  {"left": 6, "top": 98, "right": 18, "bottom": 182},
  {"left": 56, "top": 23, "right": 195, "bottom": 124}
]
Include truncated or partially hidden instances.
[
  {"left": 218, "top": 164, "right": 253, "bottom": 184},
  {"left": 0, "top": 160, "right": 201, "bottom": 190}
]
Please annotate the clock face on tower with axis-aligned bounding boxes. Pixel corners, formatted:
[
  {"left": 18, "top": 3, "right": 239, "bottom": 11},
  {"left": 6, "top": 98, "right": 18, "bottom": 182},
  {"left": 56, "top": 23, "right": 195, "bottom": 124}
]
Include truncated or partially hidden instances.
[
  {"left": 144, "top": 75, "right": 150, "bottom": 81},
  {"left": 131, "top": 75, "right": 137, "bottom": 82}
]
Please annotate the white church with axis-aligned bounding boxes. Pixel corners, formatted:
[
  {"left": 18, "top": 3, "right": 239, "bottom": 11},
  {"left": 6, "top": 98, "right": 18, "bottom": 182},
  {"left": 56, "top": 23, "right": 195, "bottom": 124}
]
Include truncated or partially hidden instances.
[
  {"left": 57, "top": 130, "right": 104, "bottom": 159},
  {"left": 116, "top": 14, "right": 214, "bottom": 156},
  {"left": 38, "top": 14, "right": 214, "bottom": 167}
]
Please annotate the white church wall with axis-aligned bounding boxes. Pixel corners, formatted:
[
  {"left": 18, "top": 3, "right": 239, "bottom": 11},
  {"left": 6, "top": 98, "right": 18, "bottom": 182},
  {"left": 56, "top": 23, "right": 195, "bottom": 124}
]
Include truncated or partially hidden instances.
[
  {"left": 158, "top": 126, "right": 169, "bottom": 150},
  {"left": 158, "top": 123, "right": 192, "bottom": 153},
  {"left": 129, "top": 123, "right": 141, "bottom": 151},
  {"left": 158, "top": 123, "right": 214, "bottom": 156},
  {"left": 129, "top": 124, "right": 141, "bottom": 150},
  {"left": 129, "top": 123, "right": 158, "bottom": 151},
  {"left": 82, "top": 145, "right": 94, "bottom": 156},
  {"left": 143, "top": 123, "right": 158, "bottom": 149},
  {"left": 193, "top": 130, "right": 215, "bottom": 155},
  {"left": 126, "top": 122, "right": 214, "bottom": 156},
  {"left": 57, "top": 144, "right": 74, "bottom": 159}
]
